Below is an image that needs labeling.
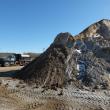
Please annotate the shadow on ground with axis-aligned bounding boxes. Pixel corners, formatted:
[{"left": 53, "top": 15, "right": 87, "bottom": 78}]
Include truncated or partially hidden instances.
[{"left": 0, "top": 70, "right": 19, "bottom": 77}]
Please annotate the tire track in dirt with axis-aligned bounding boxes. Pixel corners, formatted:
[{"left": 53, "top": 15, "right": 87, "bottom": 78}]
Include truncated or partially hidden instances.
[{"left": 3, "top": 87, "right": 110, "bottom": 110}]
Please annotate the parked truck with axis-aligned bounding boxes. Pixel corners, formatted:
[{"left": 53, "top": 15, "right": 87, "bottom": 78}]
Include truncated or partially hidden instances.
[{"left": 0, "top": 53, "right": 32, "bottom": 67}]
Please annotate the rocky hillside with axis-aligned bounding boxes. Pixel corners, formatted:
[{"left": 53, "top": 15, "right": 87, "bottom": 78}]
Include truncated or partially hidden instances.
[{"left": 17, "top": 19, "right": 110, "bottom": 90}]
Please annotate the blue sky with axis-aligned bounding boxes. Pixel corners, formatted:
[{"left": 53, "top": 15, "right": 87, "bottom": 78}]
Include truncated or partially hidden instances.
[{"left": 0, "top": 0, "right": 110, "bottom": 53}]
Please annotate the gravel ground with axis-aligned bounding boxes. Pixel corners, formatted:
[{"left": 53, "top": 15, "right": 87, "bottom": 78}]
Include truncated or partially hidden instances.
[
  {"left": 0, "top": 78, "right": 110, "bottom": 110},
  {"left": 0, "top": 66, "right": 110, "bottom": 110}
]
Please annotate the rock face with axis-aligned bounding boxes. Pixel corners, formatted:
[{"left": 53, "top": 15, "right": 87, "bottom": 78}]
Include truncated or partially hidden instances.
[{"left": 17, "top": 19, "right": 110, "bottom": 90}]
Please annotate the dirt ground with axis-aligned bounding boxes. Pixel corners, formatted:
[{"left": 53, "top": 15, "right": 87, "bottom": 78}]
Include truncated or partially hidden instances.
[
  {"left": 0, "top": 66, "right": 110, "bottom": 110},
  {"left": 0, "top": 66, "right": 23, "bottom": 73}
]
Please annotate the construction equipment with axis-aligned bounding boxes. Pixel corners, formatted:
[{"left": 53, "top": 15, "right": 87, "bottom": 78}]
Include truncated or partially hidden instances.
[{"left": 0, "top": 53, "right": 32, "bottom": 67}]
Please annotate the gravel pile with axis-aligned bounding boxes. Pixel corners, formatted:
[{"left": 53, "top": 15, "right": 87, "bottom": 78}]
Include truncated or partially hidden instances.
[{"left": 17, "top": 19, "right": 110, "bottom": 90}]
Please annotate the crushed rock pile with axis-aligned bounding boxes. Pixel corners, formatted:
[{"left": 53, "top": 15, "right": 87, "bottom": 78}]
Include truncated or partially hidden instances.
[
  {"left": 17, "top": 19, "right": 110, "bottom": 90},
  {"left": 17, "top": 33, "right": 77, "bottom": 88}
]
